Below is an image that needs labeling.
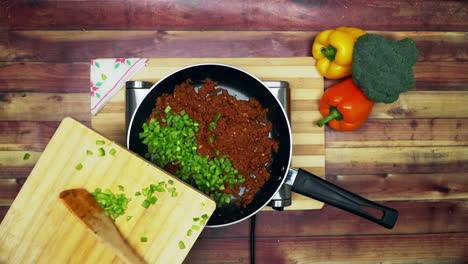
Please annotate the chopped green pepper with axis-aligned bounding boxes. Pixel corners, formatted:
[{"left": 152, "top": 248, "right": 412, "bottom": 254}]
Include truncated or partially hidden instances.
[
  {"left": 141, "top": 200, "right": 150, "bottom": 208},
  {"left": 98, "top": 148, "right": 105, "bottom": 156},
  {"left": 178, "top": 240, "right": 186, "bottom": 249},
  {"left": 75, "top": 163, "right": 83, "bottom": 170},
  {"left": 214, "top": 113, "right": 221, "bottom": 121},
  {"left": 109, "top": 148, "right": 117, "bottom": 156},
  {"left": 90, "top": 188, "right": 131, "bottom": 220},
  {"left": 139, "top": 108, "right": 245, "bottom": 207},
  {"left": 149, "top": 196, "right": 158, "bottom": 204}
]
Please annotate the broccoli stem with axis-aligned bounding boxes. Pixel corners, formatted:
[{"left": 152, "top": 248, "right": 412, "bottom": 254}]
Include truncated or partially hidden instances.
[
  {"left": 316, "top": 107, "right": 343, "bottom": 127},
  {"left": 321, "top": 45, "right": 337, "bottom": 61}
]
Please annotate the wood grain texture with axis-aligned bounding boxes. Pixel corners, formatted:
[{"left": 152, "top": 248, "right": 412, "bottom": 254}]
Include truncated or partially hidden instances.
[
  {"left": 326, "top": 173, "right": 468, "bottom": 201},
  {"left": 185, "top": 233, "right": 468, "bottom": 264},
  {"left": 253, "top": 200, "right": 468, "bottom": 236},
  {"left": 1, "top": 61, "right": 466, "bottom": 92},
  {"left": 0, "top": 62, "right": 89, "bottom": 92},
  {"left": 2, "top": 0, "right": 467, "bottom": 31},
  {"left": 0, "top": 92, "right": 90, "bottom": 122},
  {"left": 0, "top": 166, "right": 34, "bottom": 180},
  {"left": 293, "top": 91, "right": 468, "bottom": 119},
  {"left": 0, "top": 179, "right": 21, "bottom": 206},
  {"left": 1, "top": 31, "right": 467, "bottom": 62},
  {"left": 0, "top": 117, "right": 464, "bottom": 155},
  {"left": 326, "top": 146, "right": 468, "bottom": 175},
  {"left": 326, "top": 119, "right": 468, "bottom": 147},
  {"left": 0, "top": 121, "right": 61, "bottom": 151},
  {"left": 198, "top": 200, "right": 468, "bottom": 238},
  {"left": 3, "top": 199, "right": 468, "bottom": 238},
  {"left": 2, "top": 172, "right": 467, "bottom": 208},
  {"left": 370, "top": 91, "right": 468, "bottom": 119}
]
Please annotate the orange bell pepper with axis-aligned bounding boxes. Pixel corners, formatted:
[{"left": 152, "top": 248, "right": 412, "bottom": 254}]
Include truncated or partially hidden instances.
[{"left": 316, "top": 78, "right": 374, "bottom": 131}]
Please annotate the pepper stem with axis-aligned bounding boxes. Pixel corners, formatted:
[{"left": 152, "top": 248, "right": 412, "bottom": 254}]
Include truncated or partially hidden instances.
[
  {"left": 316, "top": 107, "right": 343, "bottom": 127},
  {"left": 321, "top": 45, "right": 337, "bottom": 61}
]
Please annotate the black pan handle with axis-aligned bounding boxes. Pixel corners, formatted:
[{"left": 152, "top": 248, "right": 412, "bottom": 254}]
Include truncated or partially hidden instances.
[{"left": 291, "top": 169, "right": 398, "bottom": 229}]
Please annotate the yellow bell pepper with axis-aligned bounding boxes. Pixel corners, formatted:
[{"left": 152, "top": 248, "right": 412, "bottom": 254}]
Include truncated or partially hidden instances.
[{"left": 312, "top": 27, "right": 367, "bottom": 79}]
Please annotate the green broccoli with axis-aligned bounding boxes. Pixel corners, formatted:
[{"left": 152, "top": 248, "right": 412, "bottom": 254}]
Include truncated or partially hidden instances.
[{"left": 352, "top": 34, "right": 419, "bottom": 103}]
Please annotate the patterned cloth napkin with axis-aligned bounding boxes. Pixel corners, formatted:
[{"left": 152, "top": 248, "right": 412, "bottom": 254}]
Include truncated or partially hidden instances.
[{"left": 90, "top": 58, "right": 148, "bottom": 115}]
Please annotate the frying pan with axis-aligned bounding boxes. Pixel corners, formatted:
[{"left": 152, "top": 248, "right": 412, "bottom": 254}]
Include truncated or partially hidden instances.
[{"left": 127, "top": 64, "right": 398, "bottom": 229}]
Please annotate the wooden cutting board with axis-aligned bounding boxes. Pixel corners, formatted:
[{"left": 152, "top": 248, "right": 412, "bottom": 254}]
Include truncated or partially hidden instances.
[
  {"left": 92, "top": 57, "right": 325, "bottom": 210},
  {"left": 0, "top": 117, "right": 216, "bottom": 264}
]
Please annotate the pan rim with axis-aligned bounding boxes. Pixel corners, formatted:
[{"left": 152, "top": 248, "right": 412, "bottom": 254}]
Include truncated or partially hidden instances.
[{"left": 126, "top": 63, "right": 293, "bottom": 227}]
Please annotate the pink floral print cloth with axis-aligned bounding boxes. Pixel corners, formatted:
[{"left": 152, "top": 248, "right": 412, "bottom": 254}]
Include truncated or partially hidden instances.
[{"left": 90, "top": 58, "right": 147, "bottom": 115}]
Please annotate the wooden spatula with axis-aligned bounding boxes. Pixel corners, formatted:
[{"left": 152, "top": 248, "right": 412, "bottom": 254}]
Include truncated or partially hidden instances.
[{"left": 59, "top": 189, "right": 146, "bottom": 264}]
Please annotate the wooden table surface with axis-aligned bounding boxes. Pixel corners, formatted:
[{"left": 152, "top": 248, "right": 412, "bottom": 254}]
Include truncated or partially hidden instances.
[{"left": 1, "top": 1, "right": 467, "bottom": 263}]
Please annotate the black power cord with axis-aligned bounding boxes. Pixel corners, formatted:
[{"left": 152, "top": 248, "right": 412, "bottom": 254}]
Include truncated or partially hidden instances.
[{"left": 250, "top": 215, "right": 256, "bottom": 264}]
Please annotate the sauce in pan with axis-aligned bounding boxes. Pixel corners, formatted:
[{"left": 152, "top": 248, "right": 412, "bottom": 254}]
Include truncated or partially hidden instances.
[{"left": 146, "top": 78, "right": 278, "bottom": 207}]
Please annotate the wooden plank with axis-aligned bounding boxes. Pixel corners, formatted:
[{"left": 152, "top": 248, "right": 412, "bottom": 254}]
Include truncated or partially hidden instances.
[
  {"left": 3, "top": 199, "right": 468, "bottom": 237},
  {"left": 0, "top": 62, "right": 89, "bottom": 93},
  {"left": 293, "top": 91, "right": 468, "bottom": 119},
  {"left": 0, "top": 121, "right": 61, "bottom": 151},
  {"left": 0, "top": 92, "right": 89, "bottom": 122},
  {"left": 200, "top": 200, "right": 468, "bottom": 237},
  {"left": 3, "top": 169, "right": 467, "bottom": 202},
  {"left": 0, "top": 150, "right": 40, "bottom": 179},
  {"left": 1, "top": 61, "right": 466, "bottom": 92},
  {"left": 185, "top": 233, "right": 468, "bottom": 264},
  {"left": 326, "top": 146, "right": 468, "bottom": 175},
  {"left": 0, "top": 179, "right": 21, "bottom": 206},
  {"left": 135, "top": 57, "right": 318, "bottom": 67},
  {"left": 256, "top": 200, "right": 468, "bottom": 236},
  {"left": 135, "top": 65, "right": 323, "bottom": 80},
  {"left": 2, "top": 118, "right": 463, "bottom": 155},
  {"left": 2, "top": 0, "right": 467, "bottom": 31},
  {"left": 2, "top": 169, "right": 467, "bottom": 207},
  {"left": 1, "top": 31, "right": 466, "bottom": 62},
  {"left": 371, "top": 91, "right": 468, "bottom": 119},
  {"left": 0, "top": 150, "right": 40, "bottom": 168},
  {"left": 326, "top": 119, "right": 468, "bottom": 148},
  {"left": 326, "top": 173, "right": 468, "bottom": 201},
  {"left": 413, "top": 61, "right": 468, "bottom": 90},
  {"left": 0, "top": 166, "right": 33, "bottom": 180}
]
